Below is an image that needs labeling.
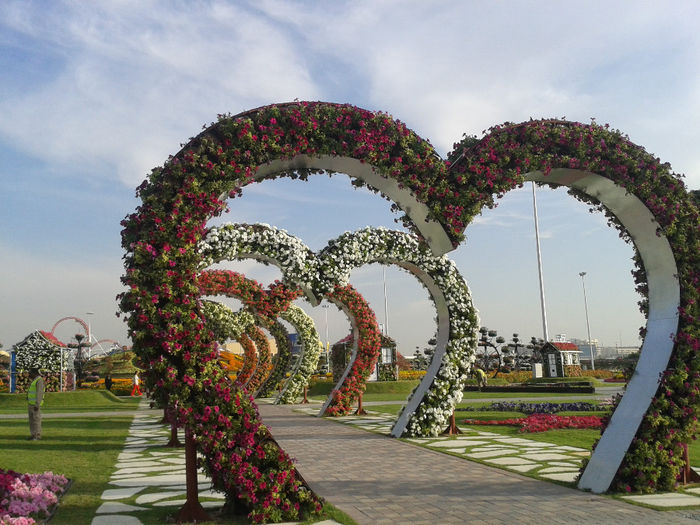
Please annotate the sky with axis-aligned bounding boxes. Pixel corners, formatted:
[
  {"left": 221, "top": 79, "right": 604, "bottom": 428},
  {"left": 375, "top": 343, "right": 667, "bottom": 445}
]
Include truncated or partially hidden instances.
[{"left": 2, "top": 1, "right": 699, "bottom": 357}]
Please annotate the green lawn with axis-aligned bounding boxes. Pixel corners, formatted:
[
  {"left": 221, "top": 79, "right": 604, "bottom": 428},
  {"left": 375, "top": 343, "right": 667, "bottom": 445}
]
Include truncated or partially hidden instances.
[
  {"left": 309, "top": 390, "right": 599, "bottom": 404},
  {"left": 0, "top": 391, "right": 356, "bottom": 524},
  {"left": 0, "top": 415, "right": 134, "bottom": 524},
  {"left": 0, "top": 390, "right": 142, "bottom": 413}
]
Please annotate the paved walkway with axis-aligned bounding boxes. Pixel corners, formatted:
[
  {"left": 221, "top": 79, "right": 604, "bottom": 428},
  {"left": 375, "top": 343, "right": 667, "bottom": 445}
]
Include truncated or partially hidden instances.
[{"left": 258, "top": 402, "right": 700, "bottom": 525}]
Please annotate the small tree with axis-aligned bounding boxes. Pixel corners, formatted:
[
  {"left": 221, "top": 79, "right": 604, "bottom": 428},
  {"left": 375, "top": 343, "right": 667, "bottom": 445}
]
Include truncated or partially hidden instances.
[{"left": 477, "top": 327, "right": 505, "bottom": 376}]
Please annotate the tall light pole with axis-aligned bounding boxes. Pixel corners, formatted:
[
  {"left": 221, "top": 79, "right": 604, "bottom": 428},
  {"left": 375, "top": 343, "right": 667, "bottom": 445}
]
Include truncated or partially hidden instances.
[
  {"left": 532, "top": 182, "right": 549, "bottom": 341},
  {"left": 322, "top": 304, "right": 330, "bottom": 373},
  {"left": 579, "top": 272, "right": 595, "bottom": 370},
  {"left": 86, "top": 311, "right": 94, "bottom": 359},
  {"left": 382, "top": 266, "right": 389, "bottom": 335}
]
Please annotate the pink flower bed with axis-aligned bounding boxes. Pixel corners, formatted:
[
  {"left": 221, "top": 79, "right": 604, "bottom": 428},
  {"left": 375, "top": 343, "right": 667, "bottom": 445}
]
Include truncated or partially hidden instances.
[
  {"left": 462, "top": 413, "right": 603, "bottom": 433},
  {"left": 0, "top": 470, "right": 69, "bottom": 525}
]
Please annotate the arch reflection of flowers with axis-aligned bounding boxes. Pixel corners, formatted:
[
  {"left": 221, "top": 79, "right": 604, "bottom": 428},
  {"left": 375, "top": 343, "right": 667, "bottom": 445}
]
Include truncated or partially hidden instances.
[
  {"left": 197, "top": 267, "right": 325, "bottom": 402},
  {"left": 321, "top": 284, "right": 382, "bottom": 416},
  {"left": 276, "top": 304, "right": 324, "bottom": 404},
  {"left": 200, "top": 223, "right": 478, "bottom": 428},
  {"left": 185, "top": 301, "right": 319, "bottom": 520},
  {"left": 450, "top": 119, "right": 700, "bottom": 492},
  {"left": 120, "top": 102, "right": 454, "bottom": 520},
  {"left": 199, "top": 266, "right": 321, "bottom": 403},
  {"left": 257, "top": 320, "right": 292, "bottom": 398},
  {"left": 201, "top": 302, "right": 258, "bottom": 386}
]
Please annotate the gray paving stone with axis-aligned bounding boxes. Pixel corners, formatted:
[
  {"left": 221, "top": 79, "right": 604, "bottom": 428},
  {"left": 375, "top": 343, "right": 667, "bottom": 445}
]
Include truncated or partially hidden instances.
[
  {"left": 134, "top": 490, "right": 186, "bottom": 504},
  {"left": 96, "top": 502, "right": 147, "bottom": 513},
  {"left": 487, "top": 457, "right": 536, "bottom": 466},
  {"left": 100, "top": 486, "right": 146, "bottom": 500},
  {"left": 621, "top": 494, "right": 700, "bottom": 507},
  {"left": 538, "top": 471, "right": 579, "bottom": 482},
  {"left": 466, "top": 448, "right": 519, "bottom": 458},
  {"left": 520, "top": 452, "right": 575, "bottom": 461},
  {"left": 91, "top": 515, "right": 143, "bottom": 525}
]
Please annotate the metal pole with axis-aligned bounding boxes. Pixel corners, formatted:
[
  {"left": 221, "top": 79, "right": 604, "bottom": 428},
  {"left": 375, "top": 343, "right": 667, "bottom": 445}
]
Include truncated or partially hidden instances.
[
  {"left": 322, "top": 304, "right": 330, "bottom": 373},
  {"left": 383, "top": 266, "right": 389, "bottom": 335},
  {"left": 579, "top": 272, "right": 595, "bottom": 370},
  {"left": 532, "top": 182, "right": 549, "bottom": 341},
  {"left": 86, "top": 312, "right": 94, "bottom": 359}
]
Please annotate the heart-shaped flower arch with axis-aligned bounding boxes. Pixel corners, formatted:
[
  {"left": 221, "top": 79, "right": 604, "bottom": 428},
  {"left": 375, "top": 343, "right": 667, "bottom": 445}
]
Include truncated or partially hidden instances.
[
  {"left": 198, "top": 269, "right": 304, "bottom": 397},
  {"left": 198, "top": 268, "right": 324, "bottom": 403},
  {"left": 200, "top": 223, "right": 480, "bottom": 435},
  {"left": 276, "top": 304, "right": 324, "bottom": 404},
  {"left": 199, "top": 224, "right": 382, "bottom": 414},
  {"left": 122, "top": 102, "right": 698, "bottom": 505}
]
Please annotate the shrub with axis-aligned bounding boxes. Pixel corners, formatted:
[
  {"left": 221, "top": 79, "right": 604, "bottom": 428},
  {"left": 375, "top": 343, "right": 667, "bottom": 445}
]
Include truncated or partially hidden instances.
[
  {"left": 497, "top": 371, "right": 532, "bottom": 383},
  {"left": 399, "top": 370, "right": 426, "bottom": 380},
  {"left": 580, "top": 369, "right": 614, "bottom": 379},
  {"left": 78, "top": 377, "right": 134, "bottom": 396}
]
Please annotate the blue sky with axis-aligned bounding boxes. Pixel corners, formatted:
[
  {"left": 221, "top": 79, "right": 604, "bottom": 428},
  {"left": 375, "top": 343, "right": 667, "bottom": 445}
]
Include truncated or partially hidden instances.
[{"left": 2, "top": 1, "right": 699, "bottom": 355}]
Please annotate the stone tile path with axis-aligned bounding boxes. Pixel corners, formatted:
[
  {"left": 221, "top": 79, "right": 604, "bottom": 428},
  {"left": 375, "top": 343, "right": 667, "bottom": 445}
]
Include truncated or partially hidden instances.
[
  {"left": 91, "top": 400, "right": 341, "bottom": 524},
  {"left": 92, "top": 404, "right": 225, "bottom": 524}
]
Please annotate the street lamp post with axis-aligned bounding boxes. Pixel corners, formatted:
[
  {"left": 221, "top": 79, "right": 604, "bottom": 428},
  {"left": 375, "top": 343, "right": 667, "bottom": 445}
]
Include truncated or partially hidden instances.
[
  {"left": 322, "top": 304, "right": 330, "bottom": 373},
  {"left": 578, "top": 272, "right": 595, "bottom": 370},
  {"left": 86, "top": 311, "right": 94, "bottom": 359},
  {"left": 382, "top": 266, "right": 389, "bottom": 336},
  {"left": 532, "top": 182, "right": 549, "bottom": 342}
]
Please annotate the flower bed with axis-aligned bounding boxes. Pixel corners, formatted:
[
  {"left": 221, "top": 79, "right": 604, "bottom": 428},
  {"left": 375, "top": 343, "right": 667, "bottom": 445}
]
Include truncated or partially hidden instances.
[
  {"left": 462, "top": 413, "right": 604, "bottom": 433},
  {"left": 0, "top": 469, "right": 70, "bottom": 524},
  {"left": 398, "top": 370, "right": 426, "bottom": 381},
  {"left": 78, "top": 377, "right": 134, "bottom": 396},
  {"left": 459, "top": 401, "right": 601, "bottom": 414}
]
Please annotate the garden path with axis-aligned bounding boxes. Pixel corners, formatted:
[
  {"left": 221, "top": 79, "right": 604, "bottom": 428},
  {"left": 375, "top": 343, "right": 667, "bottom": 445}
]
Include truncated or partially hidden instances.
[
  {"left": 258, "top": 401, "right": 700, "bottom": 525},
  {"left": 89, "top": 399, "right": 341, "bottom": 525}
]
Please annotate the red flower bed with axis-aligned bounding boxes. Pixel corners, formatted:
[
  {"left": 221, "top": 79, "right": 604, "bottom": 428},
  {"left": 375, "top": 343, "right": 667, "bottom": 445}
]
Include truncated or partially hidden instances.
[{"left": 463, "top": 413, "right": 603, "bottom": 433}]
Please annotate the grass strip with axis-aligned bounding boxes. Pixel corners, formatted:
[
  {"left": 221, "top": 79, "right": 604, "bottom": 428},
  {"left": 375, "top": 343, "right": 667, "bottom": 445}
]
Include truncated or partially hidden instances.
[{"left": 0, "top": 390, "right": 142, "bottom": 413}]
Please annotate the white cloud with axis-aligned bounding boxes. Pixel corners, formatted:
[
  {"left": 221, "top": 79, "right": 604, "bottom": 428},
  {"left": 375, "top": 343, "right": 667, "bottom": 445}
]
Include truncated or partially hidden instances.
[
  {"left": 0, "top": 0, "right": 321, "bottom": 186},
  {"left": 0, "top": 0, "right": 693, "bottom": 353}
]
